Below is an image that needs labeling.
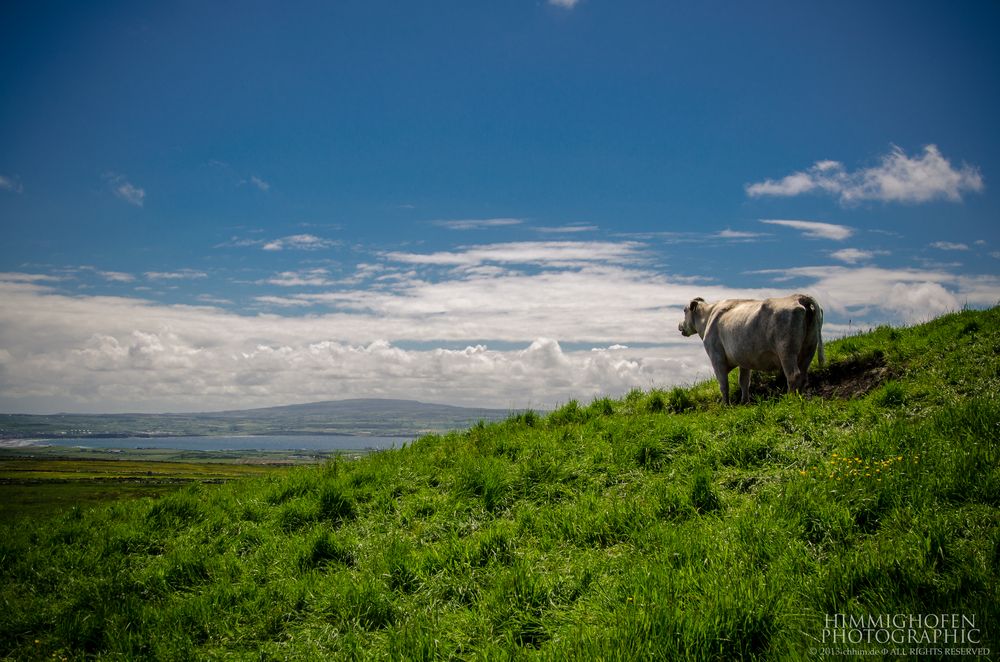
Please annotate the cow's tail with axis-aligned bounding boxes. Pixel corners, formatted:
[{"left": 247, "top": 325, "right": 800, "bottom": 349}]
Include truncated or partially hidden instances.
[{"left": 801, "top": 295, "right": 825, "bottom": 366}]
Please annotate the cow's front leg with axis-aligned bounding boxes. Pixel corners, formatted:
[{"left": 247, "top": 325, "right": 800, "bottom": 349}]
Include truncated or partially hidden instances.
[{"left": 738, "top": 367, "right": 752, "bottom": 404}]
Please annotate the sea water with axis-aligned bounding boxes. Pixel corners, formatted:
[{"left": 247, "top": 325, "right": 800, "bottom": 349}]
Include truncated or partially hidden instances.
[{"left": 20, "top": 434, "right": 407, "bottom": 452}]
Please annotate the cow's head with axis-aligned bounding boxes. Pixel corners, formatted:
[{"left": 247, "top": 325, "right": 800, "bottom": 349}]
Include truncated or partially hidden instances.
[{"left": 678, "top": 298, "right": 705, "bottom": 337}]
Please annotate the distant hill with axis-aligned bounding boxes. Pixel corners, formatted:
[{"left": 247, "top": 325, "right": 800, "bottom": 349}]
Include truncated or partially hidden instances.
[{"left": 0, "top": 398, "right": 518, "bottom": 439}]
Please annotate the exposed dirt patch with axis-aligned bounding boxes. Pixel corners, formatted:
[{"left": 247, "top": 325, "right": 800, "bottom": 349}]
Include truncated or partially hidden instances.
[
  {"left": 809, "top": 351, "right": 894, "bottom": 399},
  {"left": 748, "top": 351, "right": 894, "bottom": 401}
]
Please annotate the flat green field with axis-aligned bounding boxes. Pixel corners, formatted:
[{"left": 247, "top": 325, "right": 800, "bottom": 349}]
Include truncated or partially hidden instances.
[{"left": 0, "top": 447, "right": 335, "bottom": 521}]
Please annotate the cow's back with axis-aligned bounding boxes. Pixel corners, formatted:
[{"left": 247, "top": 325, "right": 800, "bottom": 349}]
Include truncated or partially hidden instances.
[{"left": 708, "top": 295, "right": 815, "bottom": 371}]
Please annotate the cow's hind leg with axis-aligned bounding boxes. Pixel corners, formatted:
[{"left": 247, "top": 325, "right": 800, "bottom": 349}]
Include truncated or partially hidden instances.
[
  {"left": 797, "top": 355, "right": 811, "bottom": 391},
  {"left": 796, "top": 341, "right": 818, "bottom": 392},
  {"left": 738, "top": 367, "right": 752, "bottom": 404},
  {"left": 779, "top": 353, "right": 804, "bottom": 395}
]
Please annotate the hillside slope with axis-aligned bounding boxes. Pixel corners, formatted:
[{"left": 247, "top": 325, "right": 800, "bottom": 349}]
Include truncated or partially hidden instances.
[{"left": 2, "top": 308, "right": 998, "bottom": 659}]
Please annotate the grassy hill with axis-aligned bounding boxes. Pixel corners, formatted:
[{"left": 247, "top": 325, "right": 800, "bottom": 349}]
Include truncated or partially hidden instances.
[{"left": 2, "top": 308, "right": 998, "bottom": 659}]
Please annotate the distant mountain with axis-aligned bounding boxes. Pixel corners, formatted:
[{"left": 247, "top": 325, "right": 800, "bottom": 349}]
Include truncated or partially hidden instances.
[{"left": 0, "top": 399, "right": 519, "bottom": 440}]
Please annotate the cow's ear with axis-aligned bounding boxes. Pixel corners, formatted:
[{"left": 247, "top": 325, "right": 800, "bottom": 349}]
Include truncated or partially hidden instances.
[{"left": 689, "top": 298, "right": 701, "bottom": 310}]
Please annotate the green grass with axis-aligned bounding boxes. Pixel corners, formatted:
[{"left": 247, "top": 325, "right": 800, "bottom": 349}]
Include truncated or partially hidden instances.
[{"left": 1, "top": 308, "right": 999, "bottom": 659}]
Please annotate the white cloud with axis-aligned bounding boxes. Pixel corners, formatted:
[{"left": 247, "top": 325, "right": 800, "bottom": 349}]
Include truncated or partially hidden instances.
[
  {"left": 116, "top": 181, "right": 145, "bottom": 207},
  {"left": 144, "top": 269, "right": 208, "bottom": 281},
  {"left": 58, "top": 266, "right": 136, "bottom": 283},
  {"left": 271, "top": 265, "right": 714, "bottom": 340},
  {"left": 104, "top": 173, "right": 146, "bottom": 207},
  {"left": 263, "top": 269, "right": 334, "bottom": 287},
  {"left": 0, "top": 174, "right": 24, "bottom": 193},
  {"left": 254, "top": 295, "right": 316, "bottom": 308},
  {"left": 715, "top": 229, "right": 765, "bottom": 240},
  {"left": 211, "top": 161, "right": 272, "bottom": 193},
  {"left": 97, "top": 270, "right": 136, "bottom": 283},
  {"left": 930, "top": 241, "right": 969, "bottom": 251},
  {"left": 195, "top": 295, "right": 233, "bottom": 306},
  {"left": 885, "top": 282, "right": 962, "bottom": 322},
  {"left": 248, "top": 175, "right": 271, "bottom": 192},
  {"left": 747, "top": 145, "right": 983, "bottom": 204},
  {"left": 432, "top": 218, "right": 523, "bottom": 231},
  {"left": 760, "top": 219, "right": 854, "bottom": 241},
  {"left": 534, "top": 224, "right": 599, "bottom": 234},
  {"left": 830, "top": 248, "right": 887, "bottom": 264},
  {"left": 0, "top": 272, "right": 61, "bottom": 283},
  {"left": 620, "top": 229, "right": 767, "bottom": 244},
  {"left": 383, "top": 240, "right": 646, "bottom": 268},
  {"left": 216, "top": 236, "right": 265, "bottom": 249},
  {"left": 749, "top": 171, "right": 818, "bottom": 197},
  {"left": 262, "top": 234, "right": 337, "bottom": 251},
  {"left": 548, "top": 0, "right": 580, "bottom": 7}
]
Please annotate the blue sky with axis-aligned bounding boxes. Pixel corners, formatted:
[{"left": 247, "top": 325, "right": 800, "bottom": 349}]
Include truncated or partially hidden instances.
[{"left": 1, "top": 1, "right": 999, "bottom": 413}]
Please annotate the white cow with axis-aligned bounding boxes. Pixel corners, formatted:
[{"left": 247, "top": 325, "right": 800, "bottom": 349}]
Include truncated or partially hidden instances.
[{"left": 678, "top": 294, "right": 825, "bottom": 404}]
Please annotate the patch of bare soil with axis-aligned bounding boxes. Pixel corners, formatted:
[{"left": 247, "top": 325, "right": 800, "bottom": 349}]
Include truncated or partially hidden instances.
[{"left": 749, "top": 351, "right": 893, "bottom": 401}]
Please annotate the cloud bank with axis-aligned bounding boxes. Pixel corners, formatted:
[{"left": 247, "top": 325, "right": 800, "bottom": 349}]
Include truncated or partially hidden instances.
[
  {"left": 0, "top": 277, "right": 711, "bottom": 413},
  {"left": 2, "top": 240, "right": 998, "bottom": 413}
]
